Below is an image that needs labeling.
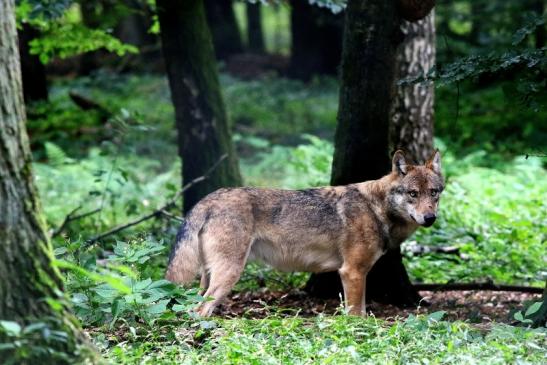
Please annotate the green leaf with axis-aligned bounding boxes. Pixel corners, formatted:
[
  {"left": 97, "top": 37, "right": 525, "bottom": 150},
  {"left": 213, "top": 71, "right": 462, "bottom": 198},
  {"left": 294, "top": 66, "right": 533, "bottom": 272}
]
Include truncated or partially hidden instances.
[
  {"left": 428, "top": 311, "right": 446, "bottom": 322},
  {"left": 111, "top": 298, "right": 123, "bottom": 319},
  {"left": 22, "top": 322, "right": 47, "bottom": 335},
  {"left": 514, "top": 311, "right": 524, "bottom": 321},
  {"left": 0, "top": 321, "right": 22, "bottom": 336},
  {"left": 524, "top": 302, "right": 542, "bottom": 317},
  {"left": 134, "top": 278, "right": 152, "bottom": 291},
  {"left": 146, "top": 299, "right": 170, "bottom": 315}
]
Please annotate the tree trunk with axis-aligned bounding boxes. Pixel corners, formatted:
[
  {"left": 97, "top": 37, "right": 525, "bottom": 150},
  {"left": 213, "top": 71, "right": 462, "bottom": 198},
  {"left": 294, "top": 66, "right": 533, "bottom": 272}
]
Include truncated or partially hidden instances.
[
  {"left": 246, "top": 2, "right": 264, "bottom": 53},
  {"left": 532, "top": 0, "right": 545, "bottom": 49},
  {"left": 306, "top": 0, "right": 435, "bottom": 308},
  {"left": 330, "top": 0, "right": 398, "bottom": 185},
  {"left": 157, "top": 0, "right": 242, "bottom": 214},
  {"left": 114, "top": 0, "right": 160, "bottom": 69},
  {"left": 17, "top": 23, "right": 48, "bottom": 103},
  {"left": 0, "top": 1, "right": 93, "bottom": 361},
  {"left": 288, "top": 0, "right": 343, "bottom": 81},
  {"left": 78, "top": 0, "right": 107, "bottom": 75},
  {"left": 390, "top": 12, "right": 435, "bottom": 164},
  {"left": 203, "top": 0, "right": 243, "bottom": 60}
]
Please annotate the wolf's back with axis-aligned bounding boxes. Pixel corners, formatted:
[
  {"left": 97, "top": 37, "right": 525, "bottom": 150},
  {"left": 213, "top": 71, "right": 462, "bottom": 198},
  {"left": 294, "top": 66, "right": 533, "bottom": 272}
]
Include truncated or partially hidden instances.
[{"left": 165, "top": 209, "right": 204, "bottom": 284}]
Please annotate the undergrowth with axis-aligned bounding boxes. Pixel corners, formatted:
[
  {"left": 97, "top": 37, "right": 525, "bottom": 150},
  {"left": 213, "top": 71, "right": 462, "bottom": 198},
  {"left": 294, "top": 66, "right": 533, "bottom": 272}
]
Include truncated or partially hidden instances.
[{"left": 19, "top": 72, "right": 547, "bottom": 363}]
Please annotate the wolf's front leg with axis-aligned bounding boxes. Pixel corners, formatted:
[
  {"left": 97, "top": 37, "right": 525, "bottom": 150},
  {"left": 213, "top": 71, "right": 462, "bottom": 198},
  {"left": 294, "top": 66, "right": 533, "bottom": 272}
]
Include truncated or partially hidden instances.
[{"left": 339, "top": 263, "right": 366, "bottom": 316}]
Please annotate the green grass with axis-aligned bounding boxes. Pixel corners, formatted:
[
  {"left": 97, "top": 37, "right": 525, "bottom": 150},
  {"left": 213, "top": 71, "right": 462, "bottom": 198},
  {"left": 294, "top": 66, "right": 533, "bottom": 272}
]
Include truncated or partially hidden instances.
[{"left": 103, "top": 315, "right": 546, "bottom": 364}]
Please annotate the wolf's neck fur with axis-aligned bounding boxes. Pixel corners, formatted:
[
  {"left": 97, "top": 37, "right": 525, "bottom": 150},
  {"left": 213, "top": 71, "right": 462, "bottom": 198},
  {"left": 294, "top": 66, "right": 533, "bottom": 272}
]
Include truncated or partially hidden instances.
[{"left": 353, "top": 173, "right": 418, "bottom": 248}]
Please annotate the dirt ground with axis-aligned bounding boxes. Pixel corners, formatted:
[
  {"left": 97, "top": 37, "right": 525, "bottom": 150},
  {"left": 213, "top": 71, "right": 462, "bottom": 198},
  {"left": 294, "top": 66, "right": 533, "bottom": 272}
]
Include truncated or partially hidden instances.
[{"left": 217, "top": 289, "right": 541, "bottom": 325}]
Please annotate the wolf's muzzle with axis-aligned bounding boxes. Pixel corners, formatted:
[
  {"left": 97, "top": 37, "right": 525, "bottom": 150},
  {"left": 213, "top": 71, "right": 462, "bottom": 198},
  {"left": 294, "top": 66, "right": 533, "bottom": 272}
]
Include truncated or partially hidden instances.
[{"left": 422, "top": 213, "right": 436, "bottom": 227}]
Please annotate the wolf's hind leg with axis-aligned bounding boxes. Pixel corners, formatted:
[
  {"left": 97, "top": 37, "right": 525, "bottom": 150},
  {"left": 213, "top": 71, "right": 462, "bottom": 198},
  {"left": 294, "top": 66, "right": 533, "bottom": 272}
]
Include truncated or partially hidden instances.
[
  {"left": 195, "top": 232, "right": 252, "bottom": 317},
  {"left": 199, "top": 269, "right": 210, "bottom": 296}
]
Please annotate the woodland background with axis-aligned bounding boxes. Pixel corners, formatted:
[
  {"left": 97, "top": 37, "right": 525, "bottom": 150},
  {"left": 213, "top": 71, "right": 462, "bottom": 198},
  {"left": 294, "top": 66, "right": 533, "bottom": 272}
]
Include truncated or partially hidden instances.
[{"left": 0, "top": 0, "right": 546, "bottom": 363}]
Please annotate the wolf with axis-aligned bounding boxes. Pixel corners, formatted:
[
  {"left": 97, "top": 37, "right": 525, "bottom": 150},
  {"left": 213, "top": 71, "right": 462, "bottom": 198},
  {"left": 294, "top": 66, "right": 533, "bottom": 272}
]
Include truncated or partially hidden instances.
[{"left": 166, "top": 150, "right": 444, "bottom": 317}]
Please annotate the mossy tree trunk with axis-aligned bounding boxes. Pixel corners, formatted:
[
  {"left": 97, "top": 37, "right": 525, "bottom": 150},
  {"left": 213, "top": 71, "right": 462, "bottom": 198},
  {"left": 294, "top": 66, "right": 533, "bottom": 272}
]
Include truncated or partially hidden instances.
[
  {"left": 306, "top": 0, "right": 435, "bottom": 307},
  {"left": 203, "top": 0, "right": 243, "bottom": 60},
  {"left": 288, "top": 0, "right": 343, "bottom": 81},
  {"left": 0, "top": 1, "right": 93, "bottom": 361},
  {"left": 157, "top": 0, "right": 242, "bottom": 213}
]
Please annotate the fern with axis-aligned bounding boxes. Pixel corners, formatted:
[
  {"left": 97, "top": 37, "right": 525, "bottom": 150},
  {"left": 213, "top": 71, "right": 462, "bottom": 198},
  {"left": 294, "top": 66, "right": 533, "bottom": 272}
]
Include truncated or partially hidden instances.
[{"left": 44, "top": 141, "right": 69, "bottom": 166}]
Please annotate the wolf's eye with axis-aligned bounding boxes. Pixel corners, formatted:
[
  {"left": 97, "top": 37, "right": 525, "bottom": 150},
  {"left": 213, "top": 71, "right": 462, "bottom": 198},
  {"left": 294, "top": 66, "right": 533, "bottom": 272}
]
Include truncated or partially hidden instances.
[
  {"left": 408, "top": 191, "right": 418, "bottom": 198},
  {"left": 430, "top": 190, "right": 438, "bottom": 197}
]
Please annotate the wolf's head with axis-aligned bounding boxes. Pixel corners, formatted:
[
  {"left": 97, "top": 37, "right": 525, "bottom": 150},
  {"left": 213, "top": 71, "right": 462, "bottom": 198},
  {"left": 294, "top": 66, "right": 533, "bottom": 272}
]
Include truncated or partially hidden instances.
[{"left": 387, "top": 150, "right": 444, "bottom": 227}]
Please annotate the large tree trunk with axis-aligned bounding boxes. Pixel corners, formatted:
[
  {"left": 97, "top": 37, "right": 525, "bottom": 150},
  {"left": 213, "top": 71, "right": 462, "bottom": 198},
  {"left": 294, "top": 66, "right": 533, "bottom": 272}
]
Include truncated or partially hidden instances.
[
  {"left": 203, "top": 0, "right": 243, "bottom": 60},
  {"left": 367, "top": 11, "right": 436, "bottom": 306},
  {"left": 17, "top": 23, "right": 48, "bottom": 103},
  {"left": 157, "top": 0, "right": 242, "bottom": 214},
  {"left": 288, "top": 0, "right": 343, "bottom": 81},
  {"left": 246, "top": 2, "right": 265, "bottom": 53},
  {"left": 306, "top": 0, "right": 435, "bottom": 308},
  {"left": 0, "top": 1, "right": 93, "bottom": 361}
]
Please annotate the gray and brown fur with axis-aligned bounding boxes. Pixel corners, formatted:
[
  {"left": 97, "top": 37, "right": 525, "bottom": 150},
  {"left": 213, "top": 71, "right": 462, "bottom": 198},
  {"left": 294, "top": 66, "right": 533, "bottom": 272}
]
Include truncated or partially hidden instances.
[{"left": 166, "top": 150, "right": 444, "bottom": 316}]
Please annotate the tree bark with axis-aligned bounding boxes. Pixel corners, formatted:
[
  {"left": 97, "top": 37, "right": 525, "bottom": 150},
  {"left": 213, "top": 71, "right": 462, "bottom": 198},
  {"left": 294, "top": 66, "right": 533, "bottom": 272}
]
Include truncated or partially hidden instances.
[
  {"left": 288, "top": 0, "right": 343, "bottom": 81},
  {"left": 17, "top": 23, "right": 48, "bottom": 103},
  {"left": 246, "top": 2, "right": 265, "bottom": 53},
  {"left": 0, "top": 1, "right": 93, "bottom": 361},
  {"left": 330, "top": 0, "right": 398, "bottom": 185},
  {"left": 306, "top": 0, "right": 435, "bottom": 308},
  {"left": 390, "top": 12, "right": 435, "bottom": 164},
  {"left": 203, "top": 0, "right": 243, "bottom": 60},
  {"left": 157, "top": 0, "right": 242, "bottom": 214}
]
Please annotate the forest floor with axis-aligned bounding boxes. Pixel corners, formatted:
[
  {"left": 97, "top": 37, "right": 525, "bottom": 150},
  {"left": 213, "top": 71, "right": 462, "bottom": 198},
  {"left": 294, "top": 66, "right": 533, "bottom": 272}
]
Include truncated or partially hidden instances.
[{"left": 216, "top": 289, "right": 541, "bottom": 324}]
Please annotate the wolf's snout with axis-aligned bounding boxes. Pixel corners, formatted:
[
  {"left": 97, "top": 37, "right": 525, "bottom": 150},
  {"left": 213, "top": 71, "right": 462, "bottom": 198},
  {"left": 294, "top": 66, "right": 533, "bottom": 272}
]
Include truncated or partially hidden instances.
[{"left": 423, "top": 213, "right": 436, "bottom": 227}]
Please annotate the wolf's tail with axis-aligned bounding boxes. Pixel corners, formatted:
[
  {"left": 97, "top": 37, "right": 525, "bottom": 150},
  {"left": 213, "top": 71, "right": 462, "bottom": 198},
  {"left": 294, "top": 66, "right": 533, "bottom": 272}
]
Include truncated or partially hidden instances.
[{"left": 165, "top": 211, "right": 204, "bottom": 285}]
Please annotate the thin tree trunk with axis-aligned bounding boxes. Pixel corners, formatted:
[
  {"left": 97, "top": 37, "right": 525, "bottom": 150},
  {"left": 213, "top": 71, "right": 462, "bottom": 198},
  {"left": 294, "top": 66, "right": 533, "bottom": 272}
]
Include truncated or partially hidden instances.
[
  {"left": 0, "top": 1, "right": 94, "bottom": 361},
  {"left": 157, "top": 0, "right": 242, "bottom": 213},
  {"left": 288, "top": 0, "right": 343, "bottom": 81},
  {"left": 532, "top": 0, "right": 545, "bottom": 48},
  {"left": 114, "top": 0, "right": 160, "bottom": 68},
  {"left": 390, "top": 12, "right": 435, "bottom": 163},
  {"left": 18, "top": 23, "right": 48, "bottom": 103},
  {"left": 246, "top": 2, "right": 265, "bottom": 53},
  {"left": 203, "top": 0, "right": 243, "bottom": 60}
]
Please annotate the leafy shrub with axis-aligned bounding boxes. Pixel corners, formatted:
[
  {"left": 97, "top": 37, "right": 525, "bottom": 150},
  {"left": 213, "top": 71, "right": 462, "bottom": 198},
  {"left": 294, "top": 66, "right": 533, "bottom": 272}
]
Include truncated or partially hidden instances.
[
  {"left": 57, "top": 238, "right": 202, "bottom": 328},
  {"left": 240, "top": 134, "right": 333, "bottom": 188},
  {"left": 0, "top": 319, "right": 83, "bottom": 365},
  {"left": 407, "top": 154, "right": 547, "bottom": 285}
]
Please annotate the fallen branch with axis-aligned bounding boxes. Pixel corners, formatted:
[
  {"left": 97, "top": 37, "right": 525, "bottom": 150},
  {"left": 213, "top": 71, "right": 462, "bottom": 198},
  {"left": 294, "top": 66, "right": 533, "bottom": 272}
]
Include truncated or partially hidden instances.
[
  {"left": 69, "top": 91, "right": 109, "bottom": 114},
  {"left": 160, "top": 209, "right": 184, "bottom": 222},
  {"left": 413, "top": 281, "right": 544, "bottom": 294},
  {"left": 404, "top": 242, "right": 462, "bottom": 256},
  {"left": 50, "top": 206, "right": 102, "bottom": 238},
  {"left": 83, "top": 154, "right": 227, "bottom": 247}
]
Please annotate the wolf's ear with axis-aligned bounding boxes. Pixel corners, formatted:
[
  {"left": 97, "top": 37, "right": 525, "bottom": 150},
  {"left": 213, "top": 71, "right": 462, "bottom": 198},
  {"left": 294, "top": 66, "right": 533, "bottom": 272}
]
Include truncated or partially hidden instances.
[
  {"left": 392, "top": 150, "right": 408, "bottom": 176},
  {"left": 426, "top": 149, "right": 441, "bottom": 174}
]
